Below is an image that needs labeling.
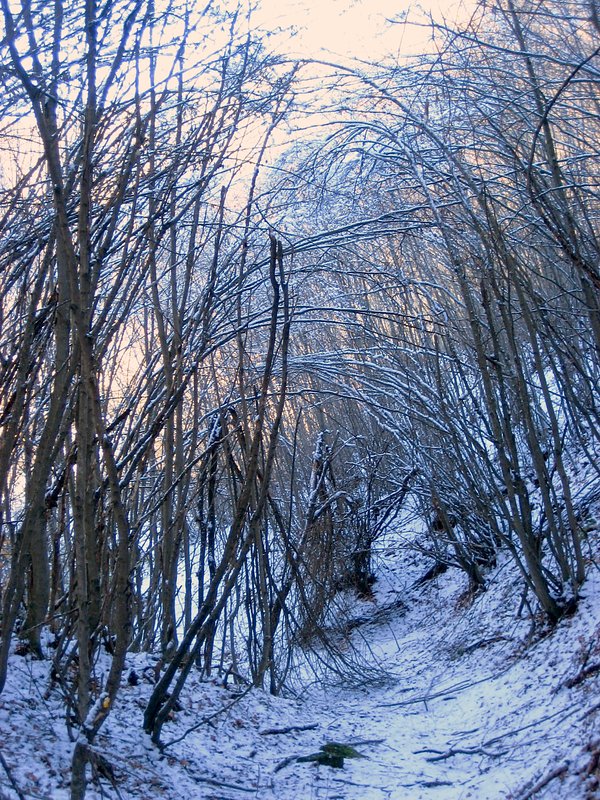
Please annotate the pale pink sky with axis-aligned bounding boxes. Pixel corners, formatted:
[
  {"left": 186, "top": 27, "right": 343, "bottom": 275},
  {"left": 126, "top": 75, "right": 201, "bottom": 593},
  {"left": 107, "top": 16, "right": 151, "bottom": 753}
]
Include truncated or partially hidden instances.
[{"left": 252, "top": 0, "right": 473, "bottom": 60}]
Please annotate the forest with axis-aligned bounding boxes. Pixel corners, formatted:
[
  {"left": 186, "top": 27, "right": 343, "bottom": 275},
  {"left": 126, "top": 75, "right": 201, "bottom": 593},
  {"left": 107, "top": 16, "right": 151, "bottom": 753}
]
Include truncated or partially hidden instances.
[{"left": 0, "top": 0, "right": 599, "bottom": 798}]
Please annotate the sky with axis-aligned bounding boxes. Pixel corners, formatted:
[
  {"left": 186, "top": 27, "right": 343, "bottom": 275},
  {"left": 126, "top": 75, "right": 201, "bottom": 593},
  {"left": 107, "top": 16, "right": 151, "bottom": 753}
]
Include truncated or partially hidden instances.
[{"left": 251, "top": 0, "right": 473, "bottom": 61}]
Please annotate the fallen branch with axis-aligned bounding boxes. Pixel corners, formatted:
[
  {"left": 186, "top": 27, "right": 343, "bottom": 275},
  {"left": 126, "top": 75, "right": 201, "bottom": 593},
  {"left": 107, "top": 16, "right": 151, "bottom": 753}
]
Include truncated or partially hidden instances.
[
  {"left": 462, "top": 635, "right": 508, "bottom": 655},
  {"left": 260, "top": 722, "right": 318, "bottom": 736},
  {"left": 347, "top": 738, "right": 385, "bottom": 747},
  {"left": 182, "top": 762, "right": 255, "bottom": 793},
  {"left": 188, "top": 774, "right": 255, "bottom": 793},
  {"left": 422, "top": 780, "right": 454, "bottom": 788},
  {"left": 390, "top": 779, "right": 454, "bottom": 790},
  {"left": 330, "top": 777, "right": 382, "bottom": 787},
  {"left": 516, "top": 763, "right": 568, "bottom": 800},
  {"left": 415, "top": 745, "right": 507, "bottom": 762}
]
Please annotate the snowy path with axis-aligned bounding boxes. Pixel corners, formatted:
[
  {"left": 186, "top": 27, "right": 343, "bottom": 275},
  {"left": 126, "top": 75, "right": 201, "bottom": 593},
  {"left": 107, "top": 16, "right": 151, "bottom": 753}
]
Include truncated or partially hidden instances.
[
  {"left": 1, "top": 549, "right": 599, "bottom": 799},
  {"left": 257, "top": 551, "right": 600, "bottom": 800}
]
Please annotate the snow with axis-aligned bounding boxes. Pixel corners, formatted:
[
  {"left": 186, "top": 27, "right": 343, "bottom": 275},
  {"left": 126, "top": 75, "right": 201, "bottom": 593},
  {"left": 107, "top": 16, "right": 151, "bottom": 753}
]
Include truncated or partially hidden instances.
[{"left": 1, "top": 531, "right": 599, "bottom": 799}]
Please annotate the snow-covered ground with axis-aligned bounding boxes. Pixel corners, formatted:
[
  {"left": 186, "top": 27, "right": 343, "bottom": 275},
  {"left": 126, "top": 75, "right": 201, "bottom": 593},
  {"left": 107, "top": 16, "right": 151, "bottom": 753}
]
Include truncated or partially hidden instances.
[{"left": 1, "top": 533, "right": 600, "bottom": 799}]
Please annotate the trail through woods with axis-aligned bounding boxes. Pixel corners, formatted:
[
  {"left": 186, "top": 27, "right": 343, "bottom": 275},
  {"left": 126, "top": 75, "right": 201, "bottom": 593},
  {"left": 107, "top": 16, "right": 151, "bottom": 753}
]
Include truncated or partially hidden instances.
[
  {"left": 1, "top": 525, "right": 600, "bottom": 800},
  {"left": 1, "top": 1, "right": 600, "bottom": 797}
]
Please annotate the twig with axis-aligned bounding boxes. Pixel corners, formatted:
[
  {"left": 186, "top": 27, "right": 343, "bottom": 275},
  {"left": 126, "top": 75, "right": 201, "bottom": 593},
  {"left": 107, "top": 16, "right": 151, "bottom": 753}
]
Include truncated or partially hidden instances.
[
  {"left": 330, "top": 778, "right": 379, "bottom": 787},
  {"left": 348, "top": 738, "right": 385, "bottom": 747},
  {"left": 516, "top": 763, "right": 568, "bottom": 800},
  {"left": 186, "top": 773, "right": 255, "bottom": 793},
  {"left": 415, "top": 745, "right": 507, "bottom": 762},
  {"left": 260, "top": 722, "right": 318, "bottom": 736},
  {"left": 422, "top": 780, "right": 454, "bottom": 788},
  {"left": 0, "top": 750, "right": 26, "bottom": 800},
  {"left": 462, "top": 635, "right": 508, "bottom": 655}
]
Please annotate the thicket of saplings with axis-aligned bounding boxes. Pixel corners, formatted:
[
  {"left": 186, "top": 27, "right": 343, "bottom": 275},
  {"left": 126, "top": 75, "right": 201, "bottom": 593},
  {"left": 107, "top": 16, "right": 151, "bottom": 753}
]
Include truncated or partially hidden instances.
[{"left": 0, "top": 0, "right": 598, "bottom": 796}]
